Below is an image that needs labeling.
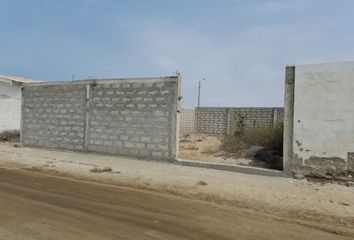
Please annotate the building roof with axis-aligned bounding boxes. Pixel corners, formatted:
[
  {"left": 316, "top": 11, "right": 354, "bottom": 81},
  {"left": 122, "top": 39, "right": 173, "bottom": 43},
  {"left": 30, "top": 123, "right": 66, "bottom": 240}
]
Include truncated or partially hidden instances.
[{"left": 0, "top": 73, "right": 41, "bottom": 85}]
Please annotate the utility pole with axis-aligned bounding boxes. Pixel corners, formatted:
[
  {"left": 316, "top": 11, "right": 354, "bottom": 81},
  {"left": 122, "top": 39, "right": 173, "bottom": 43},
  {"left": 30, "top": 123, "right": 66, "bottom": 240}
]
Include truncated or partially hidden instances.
[
  {"left": 197, "top": 80, "right": 201, "bottom": 108},
  {"left": 197, "top": 78, "right": 205, "bottom": 108}
]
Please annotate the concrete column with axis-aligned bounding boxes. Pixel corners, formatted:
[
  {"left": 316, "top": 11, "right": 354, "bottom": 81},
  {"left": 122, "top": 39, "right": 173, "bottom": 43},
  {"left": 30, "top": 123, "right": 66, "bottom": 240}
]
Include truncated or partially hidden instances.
[
  {"left": 173, "top": 76, "right": 182, "bottom": 160},
  {"left": 196, "top": 107, "right": 200, "bottom": 133},
  {"left": 283, "top": 66, "right": 295, "bottom": 175},
  {"left": 84, "top": 84, "right": 92, "bottom": 150},
  {"left": 226, "top": 107, "right": 232, "bottom": 134},
  {"left": 20, "top": 87, "right": 24, "bottom": 145},
  {"left": 273, "top": 108, "right": 278, "bottom": 127},
  {"left": 192, "top": 107, "right": 197, "bottom": 133}
]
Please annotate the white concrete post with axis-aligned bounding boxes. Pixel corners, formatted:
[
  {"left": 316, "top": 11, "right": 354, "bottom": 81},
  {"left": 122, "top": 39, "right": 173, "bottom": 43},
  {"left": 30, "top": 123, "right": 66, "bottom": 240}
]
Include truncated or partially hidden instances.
[
  {"left": 283, "top": 66, "right": 295, "bottom": 175},
  {"left": 20, "top": 87, "right": 24, "bottom": 145}
]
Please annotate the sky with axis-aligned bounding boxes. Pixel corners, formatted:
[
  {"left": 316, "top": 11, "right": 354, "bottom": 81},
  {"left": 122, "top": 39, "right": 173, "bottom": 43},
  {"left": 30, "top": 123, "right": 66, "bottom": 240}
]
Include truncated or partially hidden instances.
[{"left": 1, "top": 0, "right": 354, "bottom": 107}]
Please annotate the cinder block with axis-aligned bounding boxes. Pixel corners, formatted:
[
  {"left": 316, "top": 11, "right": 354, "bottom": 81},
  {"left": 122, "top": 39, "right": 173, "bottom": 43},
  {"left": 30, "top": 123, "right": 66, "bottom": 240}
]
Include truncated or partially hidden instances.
[
  {"left": 124, "top": 142, "right": 134, "bottom": 148},
  {"left": 152, "top": 151, "right": 163, "bottom": 157},
  {"left": 141, "top": 137, "right": 150, "bottom": 142}
]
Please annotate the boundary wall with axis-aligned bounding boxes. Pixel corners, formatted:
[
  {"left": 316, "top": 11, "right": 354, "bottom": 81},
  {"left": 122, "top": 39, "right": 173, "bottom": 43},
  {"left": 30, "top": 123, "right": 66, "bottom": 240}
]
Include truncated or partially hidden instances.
[
  {"left": 284, "top": 62, "right": 354, "bottom": 180},
  {"left": 21, "top": 77, "right": 180, "bottom": 161},
  {"left": 180, "top": 107, "right": 284, "bottom": 135}
]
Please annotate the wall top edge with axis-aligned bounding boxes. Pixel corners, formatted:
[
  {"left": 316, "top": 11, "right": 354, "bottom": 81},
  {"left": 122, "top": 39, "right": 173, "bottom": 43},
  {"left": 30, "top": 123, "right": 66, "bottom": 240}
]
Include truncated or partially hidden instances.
[
  {"left": 192, "top": 107, "right": 284, "bottom": 109},
  {"left": 22, "top": 76, "right": 180, "bottom": 87},
  {"left": 294, "top": 60, "right": 354, "bottom": 68}
]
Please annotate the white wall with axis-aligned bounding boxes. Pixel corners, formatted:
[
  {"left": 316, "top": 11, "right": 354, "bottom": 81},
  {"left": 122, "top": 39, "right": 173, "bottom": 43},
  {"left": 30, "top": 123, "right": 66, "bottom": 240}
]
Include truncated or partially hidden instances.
[
  {"left": 293, "top": 62, "right": 354, "bottom": 163},
  {"left": 0, "top": 81, "right": 22, "bottom": 132}
]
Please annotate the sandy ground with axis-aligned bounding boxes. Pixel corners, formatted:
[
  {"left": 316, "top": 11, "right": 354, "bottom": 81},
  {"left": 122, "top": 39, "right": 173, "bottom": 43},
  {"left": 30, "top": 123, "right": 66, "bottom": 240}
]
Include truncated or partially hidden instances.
[
  {"left": 1, "top": 168, "right": 353, "bottom": 240},
  {"left": 0, "top": 143, "right": 354, "bottom": 239},
  {"left": 179, "top": 133, "right": 267, "bottom": 168}
]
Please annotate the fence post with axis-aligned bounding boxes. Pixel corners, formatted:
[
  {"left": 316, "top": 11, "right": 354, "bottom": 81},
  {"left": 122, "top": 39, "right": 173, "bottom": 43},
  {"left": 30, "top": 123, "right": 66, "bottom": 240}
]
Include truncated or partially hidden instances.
[{"left": 226, "top": 107, "right": 232, "bottom": 135}]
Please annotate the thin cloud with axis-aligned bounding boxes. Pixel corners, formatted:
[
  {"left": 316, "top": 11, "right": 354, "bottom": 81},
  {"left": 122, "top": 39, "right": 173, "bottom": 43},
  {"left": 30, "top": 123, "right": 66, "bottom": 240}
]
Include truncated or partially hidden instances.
[{"left": 1, "top": 0, "right": 354, "bottom": 106}]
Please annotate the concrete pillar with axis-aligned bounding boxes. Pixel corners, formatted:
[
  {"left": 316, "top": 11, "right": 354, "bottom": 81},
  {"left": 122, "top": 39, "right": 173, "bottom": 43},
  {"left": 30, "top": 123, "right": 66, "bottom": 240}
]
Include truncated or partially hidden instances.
[
  {"left": 196, "top": 107, "right": 200, "bottom": 133},
  {"left": 283, "top": 66, "right": 295, "bottom": 175},
  {"left": 273, "top": 108, "right": 278, "bottom": 127},
  {"left": 226, "top": 107, "right": 232, "bottom": 134},
  {"left": 173, "top": 76, "right": 182, "bottom": 160},
  {"left": 192, "top": 107, "right": 197, "bottom": 133},
  {"left": 84, "top": 84, "right": 92, "bottom": 150},
  {"left": 20, "top": 87, "right": 24, "bottom": 144}
]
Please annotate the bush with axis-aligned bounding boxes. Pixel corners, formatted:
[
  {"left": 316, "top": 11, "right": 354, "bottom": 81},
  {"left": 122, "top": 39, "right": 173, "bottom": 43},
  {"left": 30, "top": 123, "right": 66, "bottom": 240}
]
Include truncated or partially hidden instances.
[
  {"left": 221, "top": 125, "right": 283, "bottom": 170},
  {"left": 0, "top": 130, "right": 20, "bottom": 142},
  {"left": 240, "top": 125, "right": 283, "bottom": 152},
  {"left": 221, "top": 134, "right": 249, "bottom": 155},
  {"left": 222, "top": 125, "right": 283, "bottom": 151}
]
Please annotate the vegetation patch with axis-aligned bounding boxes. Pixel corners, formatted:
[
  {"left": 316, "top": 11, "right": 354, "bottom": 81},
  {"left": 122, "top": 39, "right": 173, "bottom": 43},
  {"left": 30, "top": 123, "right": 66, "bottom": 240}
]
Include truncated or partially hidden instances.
[
  {"left": 0, "top": 130, "right": 20, "bottom": 142},
  {"left": 221, "top": 125, "right": 283, "bottom": 170}
]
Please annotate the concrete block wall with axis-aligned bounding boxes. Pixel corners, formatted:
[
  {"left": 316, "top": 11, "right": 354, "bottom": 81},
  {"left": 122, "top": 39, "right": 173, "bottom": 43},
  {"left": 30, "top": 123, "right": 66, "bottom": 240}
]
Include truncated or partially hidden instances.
[
  {"left": 196, "top": 107, "right": 229, "bottom": 134},
  {"left": 21, "top": 77, "right": 180, "bottom": 161},
  {"left": 229, "top": 107, "right": 283, "bottom": 133},
  {"left": 184, "top": 107, "right": 284, "bottom": 135},
  {"left": 179, "top": 107, "right": 196, "bottom": 135},
  {"left": 88, "top": 81, "right": 177, "bottom": 160},
  {"left": 22, "top": 85, "right": 86, "bottom": 150}
]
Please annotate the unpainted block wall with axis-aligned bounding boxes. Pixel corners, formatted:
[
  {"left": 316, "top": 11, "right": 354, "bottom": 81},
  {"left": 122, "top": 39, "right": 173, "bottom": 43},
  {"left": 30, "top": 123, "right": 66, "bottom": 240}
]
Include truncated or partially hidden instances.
[
  {"left": 22, "top": 85, "right": 86, "bottom": 150},
  {"left": 21, "top": 77, "right": 179, "bottom": 161},
  {"left": 193, "top": 107, "right": 284, "bottom": 135},
  {"left": 179, "top": 107, "right": 196, "bottom": 135},
  {"left": 88, "top": 81, "right": 176, "bottom": 159},
  {"left": 229, "top": 108, "right": 283, "bottom": 133},
  {"left": 196, "top": 107, "right": 229, "bottom": 134}
]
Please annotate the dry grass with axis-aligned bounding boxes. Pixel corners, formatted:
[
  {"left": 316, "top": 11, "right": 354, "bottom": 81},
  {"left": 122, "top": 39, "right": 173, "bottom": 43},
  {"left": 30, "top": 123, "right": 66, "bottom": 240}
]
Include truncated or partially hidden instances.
[
  {"left": 0, "top": 130, "right": 20, "bottom": 142},
  {"left": 222, "top": 125, "right": 283, "bottom": 152},
  {"left": 221, "top": 125, "right": 283, "bottom": 170}
]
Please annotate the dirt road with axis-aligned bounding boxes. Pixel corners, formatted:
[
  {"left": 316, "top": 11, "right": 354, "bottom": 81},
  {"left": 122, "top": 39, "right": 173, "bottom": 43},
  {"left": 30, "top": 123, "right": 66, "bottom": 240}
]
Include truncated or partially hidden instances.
[{"left": 0, "top": 168, "right": 353, "bottom": 240}]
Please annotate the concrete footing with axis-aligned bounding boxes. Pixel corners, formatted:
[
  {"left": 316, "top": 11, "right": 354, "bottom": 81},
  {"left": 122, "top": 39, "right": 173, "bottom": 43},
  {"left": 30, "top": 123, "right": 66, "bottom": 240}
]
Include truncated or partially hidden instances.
[{"left": 175, "top": 159, "right": 287, "bottom": 177}]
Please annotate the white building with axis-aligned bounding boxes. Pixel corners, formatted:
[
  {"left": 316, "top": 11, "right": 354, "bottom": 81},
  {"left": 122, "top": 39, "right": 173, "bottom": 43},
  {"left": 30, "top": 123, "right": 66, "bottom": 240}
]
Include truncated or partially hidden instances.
[{"left": 0, "top": 73, "right": 38, "bottom": 132}]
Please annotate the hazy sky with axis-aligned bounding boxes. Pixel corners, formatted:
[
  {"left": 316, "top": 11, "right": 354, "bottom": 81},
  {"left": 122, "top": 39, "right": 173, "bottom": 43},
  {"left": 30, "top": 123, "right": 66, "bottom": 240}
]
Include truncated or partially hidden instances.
[{"left": 1, "top": 0, "right": 354, "bottom": 107}]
